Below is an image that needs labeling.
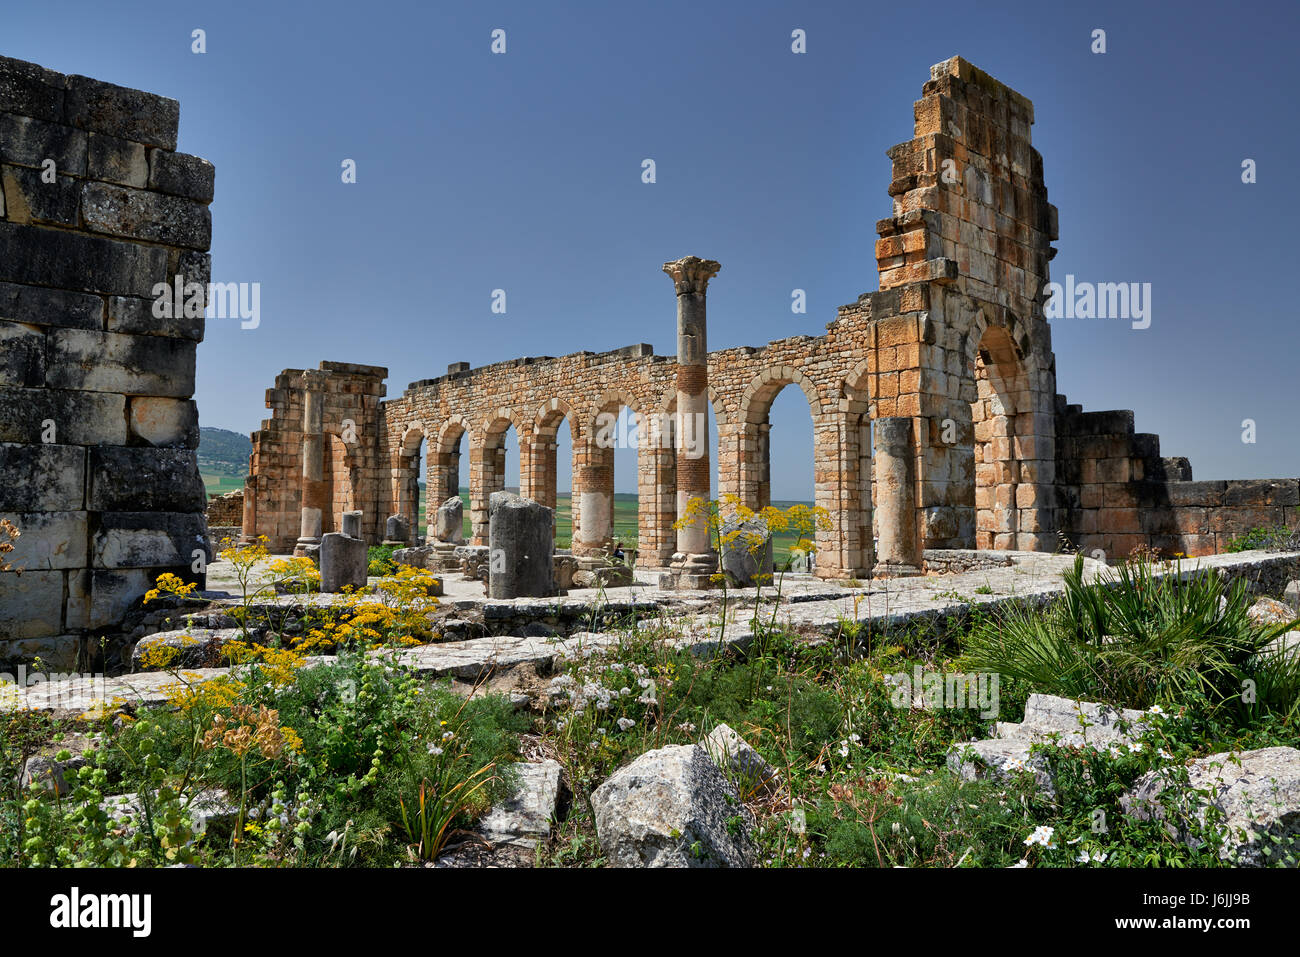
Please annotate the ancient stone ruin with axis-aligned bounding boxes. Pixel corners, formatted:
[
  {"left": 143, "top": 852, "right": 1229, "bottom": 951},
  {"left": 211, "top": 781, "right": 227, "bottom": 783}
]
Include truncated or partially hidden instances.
[
  {"left": 241, "top": 56, "right": 1298, "bottom": 579},
  {"left": 0, "top": 55, "right": 213, "bottom": 667},
  {"left": 2, "top": 54, "right": 1297, "bottom": 668}
]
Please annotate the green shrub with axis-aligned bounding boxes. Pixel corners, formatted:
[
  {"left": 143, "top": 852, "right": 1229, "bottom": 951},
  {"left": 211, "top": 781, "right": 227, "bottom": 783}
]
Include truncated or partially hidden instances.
[
  {"left": 367, "top": 544, "right": 398, "bottom": 576},
  {"left": 959, "top": 553, "right": 1300, "bottom": 725}
]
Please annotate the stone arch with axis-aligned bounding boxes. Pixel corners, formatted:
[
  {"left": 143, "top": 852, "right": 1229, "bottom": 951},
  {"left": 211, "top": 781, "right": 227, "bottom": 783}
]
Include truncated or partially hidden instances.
[
  {"left": 525, "top": 397, "right": 577, "bottom": 524},
  {"left": 428, "top": 415, "right": 470, "bottom": 517},
  {"left": 735, "top": 367, "right": 823, "bottom": 512},
  {"left": 968, "top": 316, "right": 1035, "bottom": 550},
  {"left": 322, "top": 432, "right": 359, "bottom": 534},
  {"left": 469, "top": 408, "right": 525, "bottom": 544},
  {"left": 390, "top": 423, "right": 426, "bottom": 541},
  {"left": 737, "top": 365, "right": 823, "bottom": 426},
  {"left": 572, "top": 390, "right": 650, "bottom": 558}
]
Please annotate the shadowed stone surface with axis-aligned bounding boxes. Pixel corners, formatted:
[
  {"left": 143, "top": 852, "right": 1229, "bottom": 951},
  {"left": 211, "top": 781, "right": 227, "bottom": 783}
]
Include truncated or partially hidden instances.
[
  {"left": 719, "top": 519, "right": 774, "bottom": 587},
  {"left": 320, "top": 532, "right": 367, "bottom": 593},
  {"left": 487, "top": 492, "right": 555, "bottom": 599}
]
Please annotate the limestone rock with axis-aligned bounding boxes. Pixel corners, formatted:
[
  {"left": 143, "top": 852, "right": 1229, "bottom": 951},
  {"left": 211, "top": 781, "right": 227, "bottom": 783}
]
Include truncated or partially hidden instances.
[
  {"left": 573, "top": 565, "right": 634, "bottom": 589},
  {"left": 553, "top": 553, "right": 578, "bottom": 590},
  {"left": 385, "top": 513, "right": 410, "bottom": 544},
  {"left": 456, "top": 545, "right": 491, "bottom": 581},
  {"left": 132, "top": 626, "right": 240, "bottom": 670},
  {"left": 435, "top": 496, "right": 464, "bottom": 544},
  {"left": 21, "top": 733, "right": 101, "bottom": 795},
  {"left": 392, "top": 545, "right": 434, "bottom": 570},
  {"left": 720, "top": 518, "right": 774, "bottom": 587},
  {"left": 1121, "top": 747, "right": 1300, "bottom": 866},
  {"left": 948, "top": 694, "right": 1156, "bottom": 796},
  {"left": 487, "top": 492, "right": 555, "bottom": 599},
  {"left": 1249, "top": 596, "right": 1298, "bottom": 627},
  {"left": 103, "top": 789, "right": 235, "bottom": 836},
  {"left": 320, "top": 531, "right": 367, "bottom": 593},
  {"left": 591, "top": 744, "right": 757, "bottom": 868},
  {"left": 477, "top": 759, "right": 562, "bottom": 849},
  {"left": 1283, "top": 580, "right": 1300, "bottom": 613},
  {"left": 701, "top": 723, "right": 780, "bottom": 796}
]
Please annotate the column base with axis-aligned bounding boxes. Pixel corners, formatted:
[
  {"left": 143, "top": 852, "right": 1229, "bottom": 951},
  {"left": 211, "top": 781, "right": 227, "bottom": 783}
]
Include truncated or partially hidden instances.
[
  {"left": 294, "top": 537, "right": 321, "bottom": 558},
  {"left": 872, "top": 561, "right": 922, "bottom": 579},
  {"left": 663, "top": 551, "right": 719, "bottom": 589}
]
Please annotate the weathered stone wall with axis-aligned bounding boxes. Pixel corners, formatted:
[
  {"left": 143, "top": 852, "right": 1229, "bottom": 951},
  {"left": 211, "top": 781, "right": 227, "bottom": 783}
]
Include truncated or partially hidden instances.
[
  {"left": 0, "top": 55, "right": 214, "bottom": 666},
  {"left": 1054, "top": 401, "right": 1299, "bottom": 557},
  {"left": 243, "top": 362, "right": 388, "bottom": 552},
  {"left": 245, "top": 56, "right": 1299, "bottom": 572},
  {"left": 206, "top": 489, "right": 243, "bottom": 527}
]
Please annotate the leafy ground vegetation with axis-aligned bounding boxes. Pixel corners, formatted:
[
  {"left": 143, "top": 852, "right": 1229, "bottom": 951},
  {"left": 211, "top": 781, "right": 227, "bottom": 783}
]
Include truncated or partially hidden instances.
[{"left": 1, "top": 515, "right": 1298, "bottom": 868}]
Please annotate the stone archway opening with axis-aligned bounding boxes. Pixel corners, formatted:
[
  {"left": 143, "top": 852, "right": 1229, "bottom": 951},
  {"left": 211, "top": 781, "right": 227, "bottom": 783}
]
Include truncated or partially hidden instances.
[
  {"left": 471, "top": 414, "right": 522, "bottom": 543},
  {"left": 737, "top": 370, "right": 831, "bottom": 570},
  {"left": 971, "top": 323, "right": 1032, "bottom": 550},
  {"left": 527, "top": 403, "right": 575, "bottom": 543},
  {"left": 392, "top": 427, "right": 425, "bottom": 541},
  {"left": 574, "top": 397, "right": 643, "bottom": 558},
  {"left": 323, "top": 433, "right": 357, "bottom": 534}
]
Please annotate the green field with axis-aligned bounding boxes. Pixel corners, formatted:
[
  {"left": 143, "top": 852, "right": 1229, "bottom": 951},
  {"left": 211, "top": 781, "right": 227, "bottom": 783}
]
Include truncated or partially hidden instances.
[
  {"left": 202, "top": 473, "right": 245, "bottom": 496},
  {"left": 418, "top": 487, "right": 812, "bottom": 564},
  {"left": 204, "top": 476, "right": 813, "bottom": 563}
]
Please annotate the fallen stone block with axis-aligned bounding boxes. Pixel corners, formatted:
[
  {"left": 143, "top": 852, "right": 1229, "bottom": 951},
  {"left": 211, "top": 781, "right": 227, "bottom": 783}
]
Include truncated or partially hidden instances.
[
  {"left": 20, "top": 732, "right": 101, "bottom": 795},
  {"left": 591, "top": 744, "right": 757, "bottom": 868},
  {"left": 320, "top": 531, "right": 367, "bottom": 593},
  {"left": 131, "top": 627, "right": 241, "bottom": 671},
  {"left": 1248, "top": 596, "right": 1298, "bottom": 627},
  {"left": 720, "top": 518, "right": 774, "bottom": 587},
  {"left": 478, "top": 759, "right": 562, "bottom": 850},
  {"left": 435, "top": 496, "right": 464, "bottom": 544},
  {"left": 1121, "top": 746, "right": 1300, "bottom": 866}
]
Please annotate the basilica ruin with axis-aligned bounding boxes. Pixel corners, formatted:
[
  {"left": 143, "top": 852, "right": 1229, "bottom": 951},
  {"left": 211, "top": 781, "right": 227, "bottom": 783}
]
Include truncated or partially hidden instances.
[
  {"left": 238, "top": 56, "right": 1298, "bottom": 580},
  {"left": 1, "top": 54, "right": 1297, "bottom": 667}
]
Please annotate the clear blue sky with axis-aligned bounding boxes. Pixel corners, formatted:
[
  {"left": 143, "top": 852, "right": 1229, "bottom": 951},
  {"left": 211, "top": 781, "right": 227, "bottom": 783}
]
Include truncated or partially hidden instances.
[{"left": 6, "top": 0, "right": 1297, "bottom": 496}]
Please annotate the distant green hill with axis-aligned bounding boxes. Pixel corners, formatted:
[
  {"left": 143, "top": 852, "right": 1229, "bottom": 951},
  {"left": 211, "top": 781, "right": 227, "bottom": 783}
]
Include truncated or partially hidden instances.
[{"left": 198, "top": 427, "right": 251, "bottom": 478}]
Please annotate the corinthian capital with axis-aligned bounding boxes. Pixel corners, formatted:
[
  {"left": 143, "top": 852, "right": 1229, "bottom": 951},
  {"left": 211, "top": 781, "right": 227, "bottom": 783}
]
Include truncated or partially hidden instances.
[{"left": 662, "top": 256, "right": 721, "bottom": 296}]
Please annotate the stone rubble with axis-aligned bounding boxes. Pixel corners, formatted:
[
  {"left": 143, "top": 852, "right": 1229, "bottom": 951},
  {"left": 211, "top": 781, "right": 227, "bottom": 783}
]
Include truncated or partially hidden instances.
[
  {"left": 1121, "top": 746, "right": 1300, "bottom": 866},
  {"left": 591, "top": 744, "right": 757, "bottom": 868}
]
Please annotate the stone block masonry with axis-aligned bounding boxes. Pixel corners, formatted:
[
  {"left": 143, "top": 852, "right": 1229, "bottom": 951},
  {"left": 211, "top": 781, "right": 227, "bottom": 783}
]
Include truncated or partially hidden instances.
[
  {"left": 245, "top": 56, "right": 1299, "bottom": 577},
  {"left": 0, "top": 56, "right": 214, "bottom": 668}
]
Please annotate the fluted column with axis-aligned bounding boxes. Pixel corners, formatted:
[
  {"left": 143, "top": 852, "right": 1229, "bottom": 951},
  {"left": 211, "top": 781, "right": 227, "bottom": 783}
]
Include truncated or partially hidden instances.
[{"left": 663, "top": 256, "right": 719, "bottom": 566}]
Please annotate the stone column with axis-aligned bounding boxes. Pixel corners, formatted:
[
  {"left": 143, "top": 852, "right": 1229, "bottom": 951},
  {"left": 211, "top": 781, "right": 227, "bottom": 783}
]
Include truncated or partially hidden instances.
[
  {"left": 294, "top": 371, "right": 327, "bottom": 557},
  {"left": 663, "top": 256, "right": 719, "bottom": 569},
  {"left": 239, "top": 474, "right": 257, "bottom": 545},
  {"left": 872, "top": 416, "right": 921, "bottom": 577}
]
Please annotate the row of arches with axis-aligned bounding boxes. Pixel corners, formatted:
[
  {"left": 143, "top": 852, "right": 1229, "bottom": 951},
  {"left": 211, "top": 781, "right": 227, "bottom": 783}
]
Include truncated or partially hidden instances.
[{"left": 381, "top": 317, "right": 1049, "bottom": 574}]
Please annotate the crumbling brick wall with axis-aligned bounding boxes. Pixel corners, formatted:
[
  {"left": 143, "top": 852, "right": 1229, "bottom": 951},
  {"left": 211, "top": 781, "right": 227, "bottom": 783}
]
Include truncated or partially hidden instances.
[
  {"left": 206, "top": 489, "right": 243, "bottom": 527},
  {"left": 0, "top": 55, "right": 214, "bottom": 666},
  {"left": 243, "top": 362, "right": 388, "bottom": 552},
  {"left": 1054, "top": 400, "right": 1299, "bottom": 557}
]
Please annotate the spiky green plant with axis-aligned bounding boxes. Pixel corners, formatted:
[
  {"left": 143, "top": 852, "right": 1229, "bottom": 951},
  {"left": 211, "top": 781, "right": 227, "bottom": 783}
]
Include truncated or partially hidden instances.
[{"left": 960, "top": 554, "right": 1300, "bottom": 723}]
